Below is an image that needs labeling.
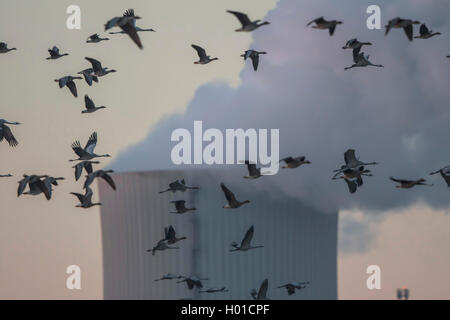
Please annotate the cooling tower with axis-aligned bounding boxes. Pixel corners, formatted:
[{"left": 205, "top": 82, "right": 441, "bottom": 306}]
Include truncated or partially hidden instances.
[{"left": 98, "top": 169, "right": 338, "bottom": 299}]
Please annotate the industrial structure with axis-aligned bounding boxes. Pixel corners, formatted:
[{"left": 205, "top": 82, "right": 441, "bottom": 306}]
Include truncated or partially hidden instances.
[{"left": 98, "top": 169, "right": 338, "bottom": 299}]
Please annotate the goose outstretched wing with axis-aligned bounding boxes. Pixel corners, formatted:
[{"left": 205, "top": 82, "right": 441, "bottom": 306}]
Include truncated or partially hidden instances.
[
  {"left": 251, "top": 54, "right": 259, "bottom": 71},
  {"left": 419, "top": 24, "right": 429, "bottom": 36},
  {"left": 101, "top": 172, "right": 116, "bottom": 190},
  {"left": 390, "top": 177, "right": 410, "bottom": 184},
  {"left": 84, "top": 95, "right": 96, "bottom": 109},
  {"left": 120, "top": 22, "right": 142, "bottom": 49},
  {"left": 344, "top": 178, "right": 357, "bottom": 194},
  {"left": 306, "top": 17, "right": 325, "bottom": 26},
  {"left": 227, "top": 11, "right": 252, "bottom": 27},
  {"left": 241, "top": 226, "right": 254, "bottom": 248},
  {"left": 257, "top": 279, "right": 269, "bottom": 300},
  {"left": 84, "top": 132, "right": 98, "bottom": 154},
  {"left": 172, "top": 200, "right": 186, "bottom": 211},
  {"left": 0, "top": 125, "right": 18, "bottom": 147},
  {"left": 344, "top": 149, "right": 357, "bottom": 166},
  {"left": 221, "top": 183, "right": 237, "bottom": 204},
  {"left": 66, "top": 80, "right": 78, "bottom": 97},
  {"left": 85, "top": 57, "right": 103, "bottom": 72},
  {"left": 123, "top": 9, "right": 135, "bottom": 17},
  {"left": 85, "top": 187, "right": 94, "bottom": 203},
  {"left": 71, "top": 141, "right": 90, "bottom": 158},
  {"left": 122, "top": 9, "right": 137, "bottom": 27},
  {"left": 191, "top": 44, "right": 207, "bottom": 60},
  {"left": 439, "top": 170, "right": 450, "bottom": 187},
  {"left": 167, "top": 225, "right": 176, "bottom": 241},
  {"left": 17, "top": 176, "right": 29, "bottom": 196},
  {"left": 74, "top": 163, "right": 83, "bottom": 181},
  {"left": 329, "top": 25, "right": 337, "bottom": 36},
  {"left": 245, "top": 161, "right": 259, "bottom": 176},
  {"left": 71, "top": 191, "right": 85, "bottom": 204},
  {"left": 36, "top": 179, "right": 51, "bottom": 200},
  {"left": 403, "top": 24, "right": 413, "bottom": 41},
  {"left": 84, "top": 162, "right": 95, "bottom": 175}
]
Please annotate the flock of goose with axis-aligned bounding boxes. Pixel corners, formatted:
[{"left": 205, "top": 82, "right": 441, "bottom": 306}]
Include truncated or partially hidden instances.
[{"left": 1, "top": 6, "right": 450, "bottom": 299}]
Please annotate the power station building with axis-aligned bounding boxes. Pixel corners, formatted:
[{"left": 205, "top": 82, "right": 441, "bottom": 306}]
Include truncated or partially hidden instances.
[{"left": 98, "top": 169, "right": 338, "bottom": 299}]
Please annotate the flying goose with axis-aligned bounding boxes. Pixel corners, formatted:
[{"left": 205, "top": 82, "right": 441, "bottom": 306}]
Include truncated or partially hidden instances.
[
  {"left": 0, "top": 42, "right": 16, "bottom": 54},
  {"left": 0, "top": 174, "right": 12, "bottom": 178},
  {"left": 277, "top": 282, "right": 309, "bottom": 295},
  {"left": 86, "top": 33, "right": 109, "bottom": 43},
  {"left": 385, "top": 18, "right": 420, "bottom": 41},
  {"left": 390, "top": 177, "right": 433, "bottom": 189},
  {"left": 177, "top": 276, "right": 208, "bottom": 290},
  {"left": 334, "top": 176, "right": 358, "bottom": 194},
  {"left": 199, "top": 287, "right": 229, "bottom": 294},
  {"left": 105, "top": 9, "right": 143, "bottom": 49},
  {"left": 170, "top": 200, "right": 196, "bottom": 214},
  {"left": 77, "top": 68, "right": 99, "bottom": 86},
  {"left": 46, "top": 46, "right": 69, "bottom": 60},
  {"left": 414, "top": 24, "right": 441, "bottom": 39},
  {"left": 241, "top": 50, "right": 267, "bottom": 71},
  {"left": 154, "top": 273, "right": 184, "bottom": 282},
  {"left": 342, "top": 39, "right": 372, "bottom": 62},
  {"left": 22, "top": 178, "right": 50, "bottom": 198},
  {"left": 159, "top": 179, "right": 199, "bottom": 193},
  {"left": 280, "top": 156, "right": 311, "bottom": 169},
  {"left": 334, "top": 149, "right": 378, "bottom": 175},
  {"left": 71, "top": 187, "right": 101, "bottom": 208},
  {"left": 333, "top": 166, "right": 372, "bottom": 187},
  {"left": 82, "top": 95, "right": 106, "bottom": 114},
  {"left": 306, "top": 17, "right": 342, "bottom": 36},
  {"left": 241, "top": 160, "right": 262, "bottom": 179},
  {"left": 430, "top": 166, "right": 450, "bottom": 187},
  {"left": 221, "top": 183, "right": 250, "bottom": 208},
  {"left": 72, "top": 160, "right": 100, "bottom": 181},
  {"left": 342, "top": 39, "right": 372, "bottom": 51},
  {"left": 0, "top": 119, "right": 20, "bottom": 147},
  {"left": 17, "top": 175, "right": 48, "bottom": 197},
  {"left": 23, "top": 176, "right": 64, "bottom": 200},
  {"left": 70, "top": 132, "right": 111, "bottom": 162},
  {"left": 84, "top": 57, "right": 117, "bottom": 77},
  {"left": 84, "top": 169, "right": 116, "bottom": 190},
  {"left": 227, "top": 10, "right": 270, "bottom": 32},
  {"left": 147, "top": 240, "right": 179, "bottom": 256},
  {"left": 345, "top": 51, "right": 383, "bottom": 70},
  {"left": 251, "top": 279, "right": 269, "bottom": 300},
  {"left": 230, "top": 226, "right": 263, "bottom": 252},
  {"left": 191, "top": 45, "right": 218, "bottom": 64},
  {"left": 109, "top": 9, "right": 155, "bottom": 34},
  {"left": 54, "top": 76, "right": 82, "bottom": 98},
  {"left": 158, "top": 225, "right": 187, "bottom": 245}
]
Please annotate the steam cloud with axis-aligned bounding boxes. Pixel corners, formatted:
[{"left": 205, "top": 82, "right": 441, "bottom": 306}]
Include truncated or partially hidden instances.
[{"left": 111, "top": 0, "right": 450, "bottom": 215}]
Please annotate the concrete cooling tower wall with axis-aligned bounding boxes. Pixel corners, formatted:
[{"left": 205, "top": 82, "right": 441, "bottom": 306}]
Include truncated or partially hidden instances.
[{"left": 98, "top": 169, "right": 338, "bottom": 299}]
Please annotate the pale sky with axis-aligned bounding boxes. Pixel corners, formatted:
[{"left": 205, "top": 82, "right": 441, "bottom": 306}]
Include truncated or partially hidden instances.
[
  {"left": 1, "top": 0, "right": 450, "bottom": 299},
  {"left": 339, "top": 205, "right": 450, "bottom": 300}
]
